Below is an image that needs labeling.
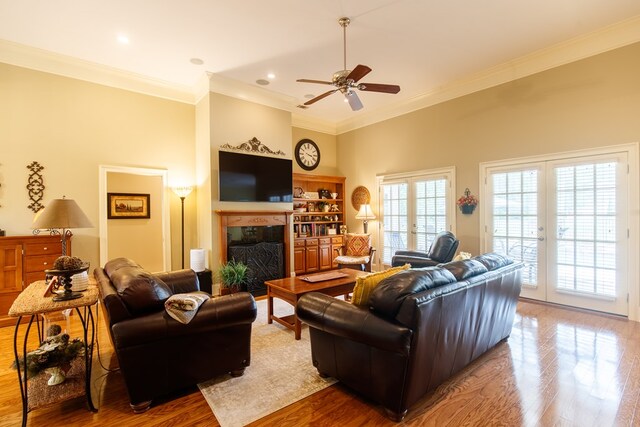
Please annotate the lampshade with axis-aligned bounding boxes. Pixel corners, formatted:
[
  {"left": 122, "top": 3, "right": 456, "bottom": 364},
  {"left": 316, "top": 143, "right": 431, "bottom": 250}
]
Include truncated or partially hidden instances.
[
  {"left": 32, "top": 198, "right": 93, "bottom": 230},
  {"left": 172, "top": 186, "right": 193, "bottom": 198},
  {"left": 355, "top": 204, "right": 376, "bottom": 220}
]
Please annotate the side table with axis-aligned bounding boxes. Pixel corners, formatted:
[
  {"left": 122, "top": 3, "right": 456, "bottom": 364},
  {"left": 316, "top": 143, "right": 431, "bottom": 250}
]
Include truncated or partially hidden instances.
[
  {"left": 8, "top": 280, "right": 99, "bottom": 427},
  {"left": 196, "top": 269, "right": 213, "bottom": 294}
]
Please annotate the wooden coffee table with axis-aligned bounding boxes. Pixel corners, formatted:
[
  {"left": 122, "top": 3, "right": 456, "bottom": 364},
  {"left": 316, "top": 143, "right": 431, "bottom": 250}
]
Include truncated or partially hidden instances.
[{"left": 265, "top": 269, "right": 369, "bottom": 340}]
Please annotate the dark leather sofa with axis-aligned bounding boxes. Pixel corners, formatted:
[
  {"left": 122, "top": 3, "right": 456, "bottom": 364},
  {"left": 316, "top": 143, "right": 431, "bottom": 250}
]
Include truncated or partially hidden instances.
[
  {"left": 94, "top": 258, "right": 257, "bottom": 412},
  {"left": 391, "top": 230, "right": 459, "bottom": 268},
  {"left": 296, "top": 253, "right": 522, "bottom": 421}
]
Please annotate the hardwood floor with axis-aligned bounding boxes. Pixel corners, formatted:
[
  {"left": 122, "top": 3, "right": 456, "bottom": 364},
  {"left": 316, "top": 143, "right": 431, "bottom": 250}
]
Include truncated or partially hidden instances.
[{"left": 0, "top": 300, "right": 639, "bottom": 426}]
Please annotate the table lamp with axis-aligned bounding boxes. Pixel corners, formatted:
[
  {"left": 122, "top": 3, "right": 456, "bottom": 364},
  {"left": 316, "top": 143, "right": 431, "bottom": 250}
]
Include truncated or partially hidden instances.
[
  {"left": 355, "top": 203, "right": 376, "bottom": 234},
  {"left": 172, "top": 186, "right": 193, "bottom": 268},
  {"left": 32, "top": 196, "right": 93, "bottom": 255}
]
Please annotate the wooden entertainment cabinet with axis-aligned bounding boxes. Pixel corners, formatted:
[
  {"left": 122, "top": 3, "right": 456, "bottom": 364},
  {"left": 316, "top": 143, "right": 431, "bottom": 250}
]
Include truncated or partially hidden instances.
[
  {"left": 292, "top": 173, "right": 346, "bottom": 275},
  {"left": 0, "top": 234, "right": 70, "bottom": 327}
]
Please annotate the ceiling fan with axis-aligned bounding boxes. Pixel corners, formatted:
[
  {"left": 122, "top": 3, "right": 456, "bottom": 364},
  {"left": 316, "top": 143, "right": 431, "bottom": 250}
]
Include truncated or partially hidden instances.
[{"left": 297, "top": 17, "right": 400, "bottom": 111}]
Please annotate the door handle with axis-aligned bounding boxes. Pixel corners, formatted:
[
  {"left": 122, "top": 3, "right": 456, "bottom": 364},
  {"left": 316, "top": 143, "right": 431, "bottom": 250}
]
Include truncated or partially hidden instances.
[{"left": 537, "top": 236, "right": 545, "bottom": 241}]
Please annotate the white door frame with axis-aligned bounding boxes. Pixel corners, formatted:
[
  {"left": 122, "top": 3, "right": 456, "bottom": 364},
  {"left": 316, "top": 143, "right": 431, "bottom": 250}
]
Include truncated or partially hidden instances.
[
  {"left": 98, "top": 165, "right": 171, "bottom": 270},
  {"left": 479, "top": 143, "right": 639, "bottom": 321}
]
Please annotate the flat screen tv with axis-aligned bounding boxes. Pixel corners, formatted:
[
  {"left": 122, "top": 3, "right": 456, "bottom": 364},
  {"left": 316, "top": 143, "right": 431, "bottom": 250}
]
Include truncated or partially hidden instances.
[{"left": 219, "top": 151, "right": 293, "bottom": 202}]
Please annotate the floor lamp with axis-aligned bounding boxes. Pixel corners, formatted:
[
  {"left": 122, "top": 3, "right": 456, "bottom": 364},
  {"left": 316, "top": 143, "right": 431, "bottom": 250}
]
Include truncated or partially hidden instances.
[{"left": 172, "top": 186, "right": 193, "bottom": 268}]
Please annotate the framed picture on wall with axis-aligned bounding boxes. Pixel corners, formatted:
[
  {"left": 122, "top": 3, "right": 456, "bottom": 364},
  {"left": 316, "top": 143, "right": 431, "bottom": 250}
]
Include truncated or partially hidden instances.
[{"left": 107, "top": 193, "right": 150, "bottom": 219}]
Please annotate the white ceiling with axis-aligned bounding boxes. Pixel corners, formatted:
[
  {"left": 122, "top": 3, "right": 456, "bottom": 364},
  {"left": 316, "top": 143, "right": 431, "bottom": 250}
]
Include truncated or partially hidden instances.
[{"left": 2, "top": 0, "right": 640, "bottom": 132}]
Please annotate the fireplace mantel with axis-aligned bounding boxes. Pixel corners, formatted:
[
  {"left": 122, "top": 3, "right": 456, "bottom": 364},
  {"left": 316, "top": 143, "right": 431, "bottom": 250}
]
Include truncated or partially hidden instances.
[{"left": 215, "top": 210, "right": 293, "bottom": 278}]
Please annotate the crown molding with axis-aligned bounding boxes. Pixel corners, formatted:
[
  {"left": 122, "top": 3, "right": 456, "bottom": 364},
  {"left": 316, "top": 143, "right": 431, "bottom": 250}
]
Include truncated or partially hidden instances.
[
  {"left": 207, "top": 73, "right": 296, "bottom": 113},
  {"left": 335, "top": 14, "right": 640, "bottom": 134},
  {"left": 291, "top": 114, "right": 337, "bottom": 135},
  {"left": 3, "top": 13, "right": 640, "bottom": 133},
  {"left": 0, "top": 39, "right": 195, "bottom": 104}
]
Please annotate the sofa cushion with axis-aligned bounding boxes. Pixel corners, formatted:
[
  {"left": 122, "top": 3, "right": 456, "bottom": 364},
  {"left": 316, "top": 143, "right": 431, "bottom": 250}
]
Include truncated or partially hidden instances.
[
  {"left": 473, "top": 253, "right": 513, "bottom": 271},
  {"left": 369, "top": 267, "right": 456, "bottom": 319},
  {"left": 351, "top": 264, "right": 410, "bottom": 307},
  {"left": 104, "top": 257, "right": 172, "bottom": 315},
  {"left": 440, "top": 259, "right": 488, "bottom": 281}
]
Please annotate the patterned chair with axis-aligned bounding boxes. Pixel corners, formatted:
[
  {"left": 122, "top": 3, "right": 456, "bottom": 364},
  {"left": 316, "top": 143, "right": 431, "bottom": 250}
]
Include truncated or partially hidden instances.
[{"left": 334, "top": 233, "right": 376, "bottom": 272}]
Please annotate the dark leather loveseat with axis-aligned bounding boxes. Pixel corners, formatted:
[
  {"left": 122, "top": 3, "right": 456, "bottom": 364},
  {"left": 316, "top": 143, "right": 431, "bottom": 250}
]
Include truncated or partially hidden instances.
[
  {"left": 95, "top": 258, "right": 257, "bottom": 412},
  {"left": 296, "top": 253, "right": 522, "bottom": 421}
]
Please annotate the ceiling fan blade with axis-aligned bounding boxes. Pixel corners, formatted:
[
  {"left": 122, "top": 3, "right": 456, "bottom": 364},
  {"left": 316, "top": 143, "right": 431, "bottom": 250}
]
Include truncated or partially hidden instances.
[
  {"left": 297, "top": 79, "right": 334, "bottom": 85},
  {"left": 304, "top": 89, "right": 339, "bottom": 106},
  {"left": 358, "top": 83, "right": 401, "bottom": 94},
  {"left": 345, "top": 91, "right": 363, "bottom": 111},
  {"left": 346, "top": 64, "right": 372, "bottom": 83}
]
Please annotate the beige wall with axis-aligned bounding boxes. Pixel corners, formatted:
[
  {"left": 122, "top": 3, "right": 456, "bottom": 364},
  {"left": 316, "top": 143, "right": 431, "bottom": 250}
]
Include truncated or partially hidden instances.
[
  {"left": 0, "top": 63, "right": 196, "bottom": 270},
  {"left": 106, "top": 172, "right": 164, "bottom": 271},
  {"left": 292, "top": 127, "right": 339, "bottom": 176},
  {"left": 195, "top": 93, "right": 213, "bottom": 270},
  {"left": 337, "top": 41, "right": 640, "bottom": 257},
  {"left": 209, "top": 93, "right": 293, "bottom": 271}
]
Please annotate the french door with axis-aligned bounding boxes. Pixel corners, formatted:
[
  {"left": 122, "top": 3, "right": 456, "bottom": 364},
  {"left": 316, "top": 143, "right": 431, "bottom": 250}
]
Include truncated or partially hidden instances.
[
  {"left": 378, "top": 169, "right": 455, "bottom": 268},
  {"left": 484, "top": 153, "right": 629, "bottom": 316}
]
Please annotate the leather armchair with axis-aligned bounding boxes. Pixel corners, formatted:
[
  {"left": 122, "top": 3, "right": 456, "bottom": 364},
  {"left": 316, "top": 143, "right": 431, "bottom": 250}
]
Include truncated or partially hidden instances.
[
  {"left": 391, "top": 231, "right": 459, "bottom": 267},
  {"left": 95, "top": 258, "right": 257, "bottom": 413}
]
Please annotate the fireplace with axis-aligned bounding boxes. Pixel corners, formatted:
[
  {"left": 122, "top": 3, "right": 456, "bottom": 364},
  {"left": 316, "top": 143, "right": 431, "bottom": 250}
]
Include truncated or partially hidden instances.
[{"left": 216, "top": 211, "right": 293, "bottom": 296}]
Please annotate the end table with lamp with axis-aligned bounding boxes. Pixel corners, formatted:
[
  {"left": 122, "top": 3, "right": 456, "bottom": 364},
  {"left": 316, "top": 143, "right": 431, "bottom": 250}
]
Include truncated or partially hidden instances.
[{"left": 9, "top": 276, "right": 99, "bottom": 427}]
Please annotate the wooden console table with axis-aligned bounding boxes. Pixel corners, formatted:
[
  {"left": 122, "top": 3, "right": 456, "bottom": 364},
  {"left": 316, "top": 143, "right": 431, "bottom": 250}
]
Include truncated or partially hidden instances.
[{"left": 9, "top": 280, "right": 98, "bottom": 427}]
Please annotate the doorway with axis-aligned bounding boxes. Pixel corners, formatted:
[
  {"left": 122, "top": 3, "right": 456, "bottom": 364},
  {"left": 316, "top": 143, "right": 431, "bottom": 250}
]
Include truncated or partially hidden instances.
[
  {"left": 98, "top": 165, "right": 170, "bottom": 271},
  {"left": 377, "top": 167, "right": 456, "bottom": 268},
  {"left": 481, "top": 146, "right": 637, "bottom": 316}
]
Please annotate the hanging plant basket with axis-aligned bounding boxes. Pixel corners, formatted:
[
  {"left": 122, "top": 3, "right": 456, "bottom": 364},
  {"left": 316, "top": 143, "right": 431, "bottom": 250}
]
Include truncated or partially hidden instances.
[
  {"left": 457, "top": 188, "right": 478, "bottom": 215},
  {"left": 460, "top": 204, "right": 476, "bottom": 215}
]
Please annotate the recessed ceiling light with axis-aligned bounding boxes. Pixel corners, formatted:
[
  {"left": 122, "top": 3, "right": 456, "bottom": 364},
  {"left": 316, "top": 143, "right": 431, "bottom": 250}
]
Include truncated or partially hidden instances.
[
  {"left": 304, "top": 94, "right": 315, "bottom": 99},
  {"left": 256, "top": 79, "right": 269, "bottom": 86},
  {"left": 190, "top": 58, "right": 204, "bottom": 65},
  {"left": 117, "top": 34, "right": 129, "bottom": 45},
  {"left": 267, "top": 73, "right": 276, "bottom": 79}
]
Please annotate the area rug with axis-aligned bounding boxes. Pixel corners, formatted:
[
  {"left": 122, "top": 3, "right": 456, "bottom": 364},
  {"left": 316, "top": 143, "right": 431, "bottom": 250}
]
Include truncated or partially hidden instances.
[{"left": 198, "top": 297, "right": 336, "bottom": 427}]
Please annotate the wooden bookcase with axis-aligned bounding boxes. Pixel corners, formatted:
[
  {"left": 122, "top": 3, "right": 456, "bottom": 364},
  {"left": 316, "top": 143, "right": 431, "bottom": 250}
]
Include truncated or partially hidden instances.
[{"left": 292, "top": 173, "right": 346, "bottom": 275}]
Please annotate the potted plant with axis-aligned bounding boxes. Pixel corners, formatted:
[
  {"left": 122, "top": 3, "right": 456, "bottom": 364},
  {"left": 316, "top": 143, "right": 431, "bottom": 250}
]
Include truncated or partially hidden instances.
[
  {"left": 218, "top": 259, "right": 248, "bottom": 295},
  {"left": 457, "top": 188, "right": 479, "bottom": 214},
  {"left": 317, "top": 201, "right": 331, "bottom": 212}
]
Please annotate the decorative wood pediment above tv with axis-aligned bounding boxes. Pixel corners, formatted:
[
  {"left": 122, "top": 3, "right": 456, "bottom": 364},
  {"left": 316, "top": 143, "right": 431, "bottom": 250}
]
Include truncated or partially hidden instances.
[{"left": 219, "top": 137, "right": 286, "bottom": 156}]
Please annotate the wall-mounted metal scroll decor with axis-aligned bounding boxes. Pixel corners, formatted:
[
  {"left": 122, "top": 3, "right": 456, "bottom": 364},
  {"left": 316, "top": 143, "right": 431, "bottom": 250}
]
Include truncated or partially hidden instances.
[
  {"left": 26, "top": 161, "right": 45, "bottom": 213},
  {"left": 220, "top": 137, "right": 286, "bottom": 156}
]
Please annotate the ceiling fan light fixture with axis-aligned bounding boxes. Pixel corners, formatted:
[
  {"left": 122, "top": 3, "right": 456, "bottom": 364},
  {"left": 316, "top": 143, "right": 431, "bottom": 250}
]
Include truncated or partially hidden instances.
[{"left": 296, "top": 16, "right": 400, "bottom": 110}]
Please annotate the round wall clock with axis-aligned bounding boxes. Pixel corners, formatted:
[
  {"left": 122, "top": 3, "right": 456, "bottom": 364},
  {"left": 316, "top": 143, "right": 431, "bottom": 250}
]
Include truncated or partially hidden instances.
[{"left": 295, "top": 139, "right": 320, "bottom": 171}]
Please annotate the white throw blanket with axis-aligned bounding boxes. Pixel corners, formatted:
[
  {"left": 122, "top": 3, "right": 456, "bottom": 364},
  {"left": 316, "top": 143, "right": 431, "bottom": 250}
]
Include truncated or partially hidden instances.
[{"left": 164, "top": 291, "right": 210, "bottom": 324}]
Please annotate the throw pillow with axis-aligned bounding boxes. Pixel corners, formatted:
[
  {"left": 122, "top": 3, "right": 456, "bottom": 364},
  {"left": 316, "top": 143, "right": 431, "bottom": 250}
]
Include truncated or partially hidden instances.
[
  {"left": 351, "top": 264, "right": 410, "bottom": 307},
  {"left": 345, "top": 233, "right": 371, "bottom": 257},
  {"left": 453, "top": 251, "right": 472, "bottom": 261}
]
